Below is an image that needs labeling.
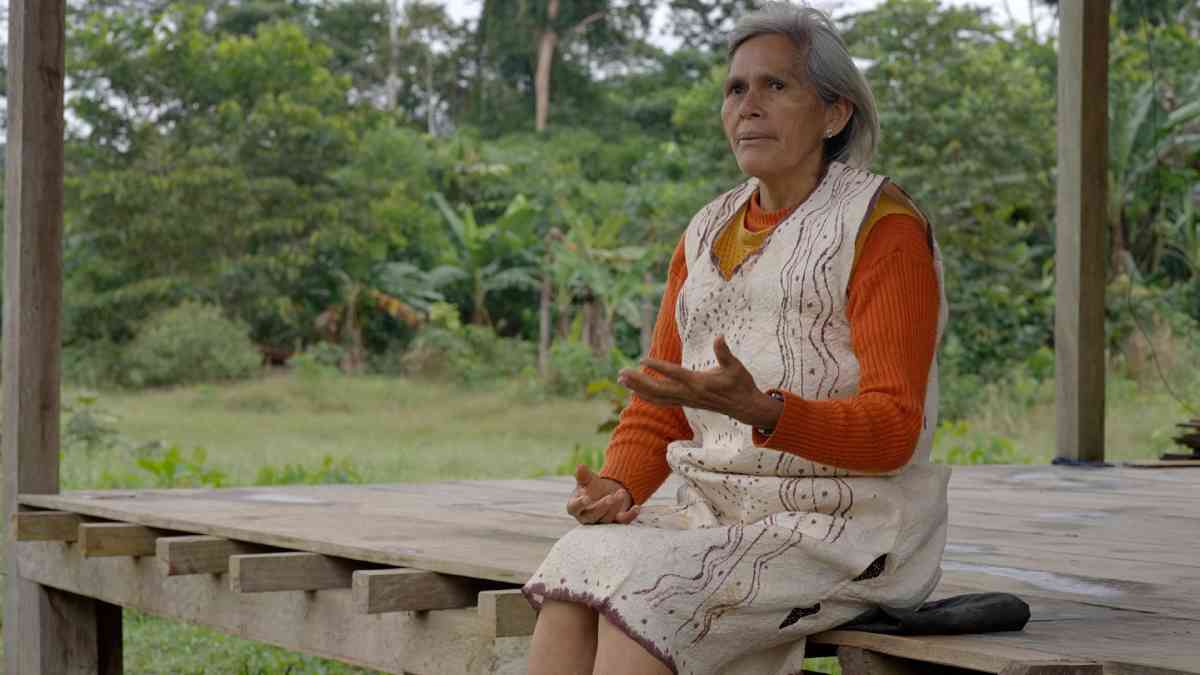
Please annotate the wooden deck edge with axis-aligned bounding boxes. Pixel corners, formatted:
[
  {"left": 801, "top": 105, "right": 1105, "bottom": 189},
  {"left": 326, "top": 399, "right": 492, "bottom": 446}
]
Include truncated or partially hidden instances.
[
  {"left": 810, "top": 630, "right": 1099, "bottom": 674},
  {"left": 14, "top": 541, "right": 529, "bottom": 675}
]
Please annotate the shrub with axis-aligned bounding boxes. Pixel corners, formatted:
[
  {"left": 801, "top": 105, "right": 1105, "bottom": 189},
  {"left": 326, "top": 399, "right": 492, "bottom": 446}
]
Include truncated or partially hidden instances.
[
  {"left": 62, "top": 391, "right": 123, "bottom": 455},
  {"left": 122, "top": 302, "right": 261, "bottom": 388},
  {"left": 402, "top": 302, "right": 535, "bottom": 384},
  {"left": 62, "top": 339, "right": 127, "bottom": 388},
  {"left": 254, "top": 455, "right": 363, "bottom": 485},
  {"left": 932, "top": 420, "right": 1035, "bottom": 465},
  {"left": 544, "top": 339, "right": 626, "bottom": 398},
  {"left": 135, "top": 443, "right": 228, "bottom": 488}
]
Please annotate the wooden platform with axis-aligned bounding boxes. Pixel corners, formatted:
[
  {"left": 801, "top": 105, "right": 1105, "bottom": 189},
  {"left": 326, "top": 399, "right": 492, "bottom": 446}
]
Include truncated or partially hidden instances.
[{"left": 14, "top": 465, "right": 1200, "bottom": 674}]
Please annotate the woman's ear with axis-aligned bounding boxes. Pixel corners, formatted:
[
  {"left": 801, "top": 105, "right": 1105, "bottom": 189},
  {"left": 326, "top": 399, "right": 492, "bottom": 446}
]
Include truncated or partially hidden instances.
[{"left": 826, "top": 97, "right": 853, "bottom": 137}]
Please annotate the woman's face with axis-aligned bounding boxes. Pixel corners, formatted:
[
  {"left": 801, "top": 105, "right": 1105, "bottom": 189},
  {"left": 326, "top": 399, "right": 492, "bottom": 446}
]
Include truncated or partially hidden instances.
[{"left": 721, "top": 34, "right": 844, "bottom": 184}]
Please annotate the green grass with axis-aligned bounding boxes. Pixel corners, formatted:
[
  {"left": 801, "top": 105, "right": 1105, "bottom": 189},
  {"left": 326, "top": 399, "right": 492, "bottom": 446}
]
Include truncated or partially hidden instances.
[
  {"left": 4, "top": 357, "right": 1197, "bottom": 673},
  {"left": 62, "top": 371, "right": 613, "bottom": 489}
]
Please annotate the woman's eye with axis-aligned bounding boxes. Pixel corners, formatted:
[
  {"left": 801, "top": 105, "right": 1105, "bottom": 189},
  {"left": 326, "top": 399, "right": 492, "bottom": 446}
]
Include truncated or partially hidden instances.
[
  {"left": 769, "top": 79, "right": 785, "bottom": 91},
  {"left": 727, "top": 84, "right": 745, "bottom": 96}
]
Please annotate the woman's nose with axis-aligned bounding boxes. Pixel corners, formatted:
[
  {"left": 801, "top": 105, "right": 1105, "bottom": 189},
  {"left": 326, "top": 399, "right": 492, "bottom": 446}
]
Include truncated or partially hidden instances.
[{"left": 738, "top": 90, "right": 763, "bottom": 118}]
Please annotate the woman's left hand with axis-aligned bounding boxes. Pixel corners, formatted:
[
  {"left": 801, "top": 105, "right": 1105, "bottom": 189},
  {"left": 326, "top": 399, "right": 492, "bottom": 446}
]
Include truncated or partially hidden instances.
[{"left": 618, "top": 335, "right": 782, "bottom": 430}]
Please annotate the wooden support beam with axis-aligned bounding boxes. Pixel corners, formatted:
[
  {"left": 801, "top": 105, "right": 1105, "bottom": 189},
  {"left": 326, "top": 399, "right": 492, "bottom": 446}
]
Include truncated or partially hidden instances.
[
  {"left": 156, "top": 535, "right": 264, "bottom": 576},
  {"left": 79, "top": 523, "right": 159, "bottom": 558},
  {"left": 353, "top": 568, "right": 481, "bottom": 614},
  {"left": 17, "top": 541, "right": 528, "bottom": 674},
  {"left": 478, "top": 589, "right": 537, "bottom": 638},
  {"left": 12, "top": 511, "right": 81, "bottom": 542},
  {"left": 230, "top": 552, "right": 357, "bottom": 593},
  {"left": 1055, "top": 0, "right": 1109, "bottom": 462},
  {"left": 0, "top": 0, "right": 121, "bottom": 672}
]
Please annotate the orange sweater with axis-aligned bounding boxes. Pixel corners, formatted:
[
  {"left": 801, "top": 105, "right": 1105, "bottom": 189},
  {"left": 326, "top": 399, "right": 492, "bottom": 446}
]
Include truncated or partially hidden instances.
[{"left": 600, "top": 188, "right": 941, "bottom": 505}]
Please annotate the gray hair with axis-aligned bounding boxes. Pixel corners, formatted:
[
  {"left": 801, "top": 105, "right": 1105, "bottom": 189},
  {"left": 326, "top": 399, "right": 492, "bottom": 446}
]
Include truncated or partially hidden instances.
[{"left": 728, "top": 2, "right": 878, "bottom": 168}]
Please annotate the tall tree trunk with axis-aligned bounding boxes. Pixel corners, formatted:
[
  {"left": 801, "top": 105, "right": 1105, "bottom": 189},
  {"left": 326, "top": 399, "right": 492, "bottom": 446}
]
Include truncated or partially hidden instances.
[
  {"left": 538, "top": 271, "right": 552, "bottom": 376},
  {"left": 471, "top": 272, "right": 491, "bottom": 326},
  {"left": 1112, "top": 214, "right": 1131, "bottom": 279},
  {"left": 384, "top": 0, "right": 401, "bottom": 110},
  {"left": 640, "top": 271, "right": 654, "bottom": 357},
  {"left": 426, "top": 49, "right": 436, "bottom": 134},
  {"left": 535, "top": 0, "right": 559, "bottom": 132},
  {"left": 582, "top": 296, "right": 611, "bottom": 359}
]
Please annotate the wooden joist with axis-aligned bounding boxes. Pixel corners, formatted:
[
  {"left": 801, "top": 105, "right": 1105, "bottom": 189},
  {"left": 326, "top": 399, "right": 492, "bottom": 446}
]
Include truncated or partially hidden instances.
[
  {"left": 12, "top": 510, "right": 81, "bottom": 541},
  {"left": 352, "top": 568, "right": 480, "bottom": 614},
  {"left": 16, "top": 540, "right": 528, "bottom": 675},
  {"left": 156, "top": 535, "right": 265, "bottom": 576},
  {"left": 230, "top": 552, "right": 357, "bottom": 593},
  {"left": 79, "top": 523, "right": 159, "bottom": 557},
  {"left": 478, "top": 589, "right": 537, "bottom": 638}
]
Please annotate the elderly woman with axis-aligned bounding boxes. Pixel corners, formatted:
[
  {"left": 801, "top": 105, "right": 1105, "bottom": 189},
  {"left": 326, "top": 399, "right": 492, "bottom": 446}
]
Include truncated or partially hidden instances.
[{"left": 522, "top": 3, "right": 949, "bottom": 674}]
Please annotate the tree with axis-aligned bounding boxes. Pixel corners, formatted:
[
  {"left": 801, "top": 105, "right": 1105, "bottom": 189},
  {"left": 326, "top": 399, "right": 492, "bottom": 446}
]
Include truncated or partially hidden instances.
[
  {"left": 666, "top": 0, "right": 762, "bottom": 52},
  {"left": 431, "top": 192, "right": 542, "bottom": 326}
]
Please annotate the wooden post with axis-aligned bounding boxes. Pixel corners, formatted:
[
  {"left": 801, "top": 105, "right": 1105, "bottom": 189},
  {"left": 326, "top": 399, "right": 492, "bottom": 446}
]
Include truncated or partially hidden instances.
[
  {"left": 3, "top": 1, "right": 122, "bottom": 672},
  {"left": 1055, "top": 0, "right": 1108, "bottom": 463}
]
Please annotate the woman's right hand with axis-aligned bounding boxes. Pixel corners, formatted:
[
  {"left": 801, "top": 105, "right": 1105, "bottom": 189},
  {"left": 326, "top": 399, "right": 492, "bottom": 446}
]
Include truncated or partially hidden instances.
[{"left": 566, "top": 465, "right": 640, "bottom": 525}]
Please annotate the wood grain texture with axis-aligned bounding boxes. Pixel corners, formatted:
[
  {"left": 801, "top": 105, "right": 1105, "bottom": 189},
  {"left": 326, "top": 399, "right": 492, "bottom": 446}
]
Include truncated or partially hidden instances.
[
  {"left": 157, "top": 535, "right": 266, "bottom": 576},
  {"left": 838, "top": 646, "right": 967, "bottom": 675},
  {"left": 12, "top": 511, "right": 81, "bottom": 542},
  {"left": 478, "top": 589, "right": 537, "bottom": 638},
  {"left": 14, "top": 467, "right": 1200, "bottom": 673},
  {"left": 230, "top": 552, "right": 358, "bottom": 593},
  {"left": 16, "top": 541, "right": 527, "bottom": 674},
  {"left": 1054, "top": 0, "right": 1109, "bottom": 462},
  {"left": 352, "top": 568, "right": 482, "bottom": 613},
  {"left": 79, "top": 523, "right": 159, "bottom": 558}
]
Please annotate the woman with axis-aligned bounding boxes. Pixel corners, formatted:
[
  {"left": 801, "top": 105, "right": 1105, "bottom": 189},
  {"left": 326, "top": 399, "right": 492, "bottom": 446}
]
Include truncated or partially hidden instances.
[{"left": 523, "top": 3, "right": 949, "bottom": 674}]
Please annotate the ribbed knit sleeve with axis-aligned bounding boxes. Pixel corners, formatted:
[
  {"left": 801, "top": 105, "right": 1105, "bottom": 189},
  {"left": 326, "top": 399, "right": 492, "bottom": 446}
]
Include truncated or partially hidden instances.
[
  {"left": 599, "top": 236, "right": 694, "bottom": 504},
  {"left": 753, "top": 214, "right": 940, "bottom": 472}
]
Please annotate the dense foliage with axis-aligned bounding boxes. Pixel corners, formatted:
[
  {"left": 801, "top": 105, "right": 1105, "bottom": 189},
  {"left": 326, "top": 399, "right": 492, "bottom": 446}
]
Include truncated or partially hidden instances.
[{"left": 6, "top": 0, "right": 1200, "bottom": 418}]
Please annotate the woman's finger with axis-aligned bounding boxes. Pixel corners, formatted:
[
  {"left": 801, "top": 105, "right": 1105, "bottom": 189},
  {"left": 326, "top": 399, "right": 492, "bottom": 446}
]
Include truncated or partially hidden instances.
[
  {"left": 578, "top": 491, "right": 619, "bottom": 521},
  {"left": 614, "top": 504, "right": 640, "bottom": 524},
  {"left": 620, "top": 369, "right": 687, "bottom": 404},
  {"left": 713, "top": 335, "right": 739, "bottom": 369},
  {"left": 566, "top": 494, "right": 592, "bottom": 518},
  {"left": 641, "top": 358, "right": 694, "bottom": 381}
]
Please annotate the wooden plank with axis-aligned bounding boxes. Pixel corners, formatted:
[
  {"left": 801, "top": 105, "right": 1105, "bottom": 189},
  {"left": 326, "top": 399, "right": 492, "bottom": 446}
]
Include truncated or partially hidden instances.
[
  {"left": 1054, "top": 0, "right": 1109, "bottom": 462},
  {"left": 813, "top": 631, "right": 1099, "bottom": 674},
  {"left": 352, "top": 568, "right": 483, "bottom": 613},
  {"left": 12, "top": 510, "right": 81, "bottom": 542},
  {"left": 230, "top": 552, "right": 357, "bottom": 593},
  {"left": 1123, "top": 460, "right": 1200, "bottom": 469},
  {"left": 79, "top": 523, "right": 159, "bottom": 558},
  {"left": 999, "top": 664, "right": 1103, "bottom": 675},
  {"left": 478, "top": 589, "right": 537, "bottom": 638},
  {"left": 16, "top": 540, "right": 528, "bottom": 675},
  {"left": 156, "top": 535, "right": 266, "bottom": 576}
]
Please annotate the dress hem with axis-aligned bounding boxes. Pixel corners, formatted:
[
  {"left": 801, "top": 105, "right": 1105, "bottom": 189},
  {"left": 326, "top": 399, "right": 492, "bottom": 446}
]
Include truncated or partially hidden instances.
[{"left": 522, "top": 581, "right": 680, "bottom": 674}]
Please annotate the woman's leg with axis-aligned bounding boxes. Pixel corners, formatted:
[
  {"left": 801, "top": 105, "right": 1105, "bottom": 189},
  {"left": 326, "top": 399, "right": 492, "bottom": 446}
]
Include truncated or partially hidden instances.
[
  {"left": 527, "top": 600, "right": 599, "bottom": 675},
  {"left": 593, "top": 613, "right": 673, "bottom": 675}
]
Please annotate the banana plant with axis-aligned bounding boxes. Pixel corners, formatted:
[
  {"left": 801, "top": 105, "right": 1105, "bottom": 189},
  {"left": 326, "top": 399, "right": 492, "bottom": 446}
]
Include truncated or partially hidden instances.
[{"left": 431, "top": 191, "right": 541, "bottom": 325}]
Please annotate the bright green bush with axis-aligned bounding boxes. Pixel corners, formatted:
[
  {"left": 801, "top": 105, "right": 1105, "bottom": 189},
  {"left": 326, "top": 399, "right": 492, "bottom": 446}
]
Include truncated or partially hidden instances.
[
  {"left": 254, "top": 455, "right": 363, "bottom": 485},
  {"left": 121, "top": 302, "right": 262, "bottom": 388},
  {"left": 402, "top": 303, "right": 535, "bottom": 385},
  {"left": 544, "top": 339, "right": 626, "bottom": 398}
]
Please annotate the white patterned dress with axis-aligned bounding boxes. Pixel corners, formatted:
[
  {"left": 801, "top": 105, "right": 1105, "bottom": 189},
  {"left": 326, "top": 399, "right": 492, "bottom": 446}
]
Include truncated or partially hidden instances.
[{"left": 523, "top": 162, "right": 952, "bottom": 675}]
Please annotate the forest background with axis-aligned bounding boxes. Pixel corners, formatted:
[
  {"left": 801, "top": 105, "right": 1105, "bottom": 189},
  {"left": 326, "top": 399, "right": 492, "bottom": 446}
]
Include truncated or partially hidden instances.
[{"left": 1, "top": 0, "right": 1199, "bottom": 672}]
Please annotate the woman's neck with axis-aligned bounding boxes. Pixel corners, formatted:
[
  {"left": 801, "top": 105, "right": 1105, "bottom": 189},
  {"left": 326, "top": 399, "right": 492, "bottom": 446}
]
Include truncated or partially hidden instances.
[{"left": 756, "top": 161, "right": 828, "bottom": 212}]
